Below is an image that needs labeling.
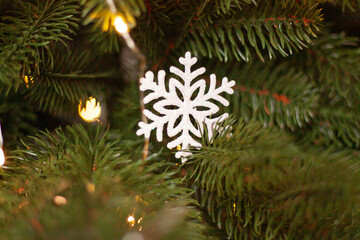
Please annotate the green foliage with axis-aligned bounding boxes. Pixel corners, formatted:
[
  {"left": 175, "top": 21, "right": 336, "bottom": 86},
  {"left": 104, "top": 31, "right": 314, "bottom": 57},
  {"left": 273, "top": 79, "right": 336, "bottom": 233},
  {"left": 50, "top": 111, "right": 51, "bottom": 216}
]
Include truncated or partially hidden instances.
[
  {"left": 181, "top": 1, "right": 323, "bottom": 62},
  {"left": 280, "top": 34, "right": 360, "bottom": 148},
  {"left": 128, "top": 0, "right": 173, "bottom": 60},
  {"left": 0, "top": 0, "right": 360, "bottom": 239},
  {"left": 305, "top": 107, "right": 360, "bottom": 148},
  {"left": 204, "top": 33, "right": 360, "bottom": 148},
  {"left": 108, "top": 83, "right": 144, "bottom": 157},
  {"left": 0, "top": 93, "right": 37, "bottom": 148},
  {"left": 27, "top": 48, "right": 91, "bottom": 114},
  {"left": 25, "top": 44, "right": 118, "bottom": 114},
  {"left": 290, "top": 34, "right": 360, "bottom": 107},
  {"left": 205, "top": 60, "right": 318, "bottom": 130},
  {"left": 186, "top": 120, "right": 360, "bottom": 240},
  {"left": 0, "top": 0, "right": 79, "bottom": 92},
  {"left": 0, "top": 124, "right": 205, "bottom": 239},
  {"left": 190, "top": 0, "right": 253, "bottom": 21},
  {"left": 109, "top": 83, "right": 140, "bottom": 137}
]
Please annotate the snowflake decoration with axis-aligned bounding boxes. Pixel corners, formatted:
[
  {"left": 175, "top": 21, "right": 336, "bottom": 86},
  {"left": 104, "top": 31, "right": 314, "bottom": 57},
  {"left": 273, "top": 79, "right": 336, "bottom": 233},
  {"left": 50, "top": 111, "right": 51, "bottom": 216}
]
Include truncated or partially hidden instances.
[{"left": 136, "top": 52, "right": 235, "bottom": 163}]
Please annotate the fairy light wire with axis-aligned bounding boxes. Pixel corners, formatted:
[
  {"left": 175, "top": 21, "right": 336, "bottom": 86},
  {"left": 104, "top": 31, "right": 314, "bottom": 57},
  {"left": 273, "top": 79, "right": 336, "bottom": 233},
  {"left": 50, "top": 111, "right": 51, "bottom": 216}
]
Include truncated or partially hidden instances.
[
  {"left": 105, "top": 0, "right": 117, "bottom": 13},
  {"left": 105, "top": 0, "right": 149, "bottom": 161}
]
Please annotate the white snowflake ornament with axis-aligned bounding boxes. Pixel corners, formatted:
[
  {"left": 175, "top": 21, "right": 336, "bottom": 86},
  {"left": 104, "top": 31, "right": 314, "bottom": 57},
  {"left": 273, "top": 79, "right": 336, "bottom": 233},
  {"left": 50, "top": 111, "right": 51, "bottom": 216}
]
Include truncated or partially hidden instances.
[{"left": 136, "top": 52, "right": 235, "bottom": 163}]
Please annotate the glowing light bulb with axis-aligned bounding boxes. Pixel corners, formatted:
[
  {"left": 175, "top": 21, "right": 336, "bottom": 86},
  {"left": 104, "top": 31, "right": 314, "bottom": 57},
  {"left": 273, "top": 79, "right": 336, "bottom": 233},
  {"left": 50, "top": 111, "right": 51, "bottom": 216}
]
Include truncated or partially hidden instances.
[
  {"left": 78, "top": 97, "right": 101, "bottom": 122},
  {"left": 24, "top": 75, "right": 34, "bottom": 88},
  {"left": 114, "top": 16, "right": 128, "bottom": 34},
  {"left": 53, "top": 195, "right": 67, "bottom": 206},
  {"left": 127, "top": 215, "right": 135, "bottom": 227},
  {"left": 0, "top": 148, "right": 5, "bottom": 166},
  {"left": 86, "top": 183, "right": 95, "bottom": 193}
]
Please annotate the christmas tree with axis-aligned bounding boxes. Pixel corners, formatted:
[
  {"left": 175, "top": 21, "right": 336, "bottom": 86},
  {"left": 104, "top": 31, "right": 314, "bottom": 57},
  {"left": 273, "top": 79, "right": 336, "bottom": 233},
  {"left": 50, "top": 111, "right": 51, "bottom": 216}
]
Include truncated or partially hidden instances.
[{"left": 1, "top": 0, "right": 360, "bottom": 239}]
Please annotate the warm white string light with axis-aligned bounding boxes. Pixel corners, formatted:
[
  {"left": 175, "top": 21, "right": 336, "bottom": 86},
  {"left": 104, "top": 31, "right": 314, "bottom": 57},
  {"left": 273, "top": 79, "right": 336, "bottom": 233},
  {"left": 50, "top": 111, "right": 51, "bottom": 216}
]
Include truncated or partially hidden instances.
[
  {"left": 78, "top": 97, "right": 101, "bottom": 122},
  {"left": 127, "top": 215, "right": 135, "bottom": 227},
  {"left": 113, "top": 16, "right": 135, "bottom": 49},
  {"left": 53, "top": 195, "right": 67, "bottom": 206},
  {"left": 114, "top": 16, "right": 129, "bottom": 34}
]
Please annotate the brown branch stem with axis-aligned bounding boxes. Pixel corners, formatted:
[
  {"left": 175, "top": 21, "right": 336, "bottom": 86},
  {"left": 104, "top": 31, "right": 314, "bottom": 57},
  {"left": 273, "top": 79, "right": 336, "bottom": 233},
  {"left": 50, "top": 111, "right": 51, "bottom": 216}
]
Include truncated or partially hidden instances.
[{"left": 121, "top": 33, "right": 149, "bottom": 163}]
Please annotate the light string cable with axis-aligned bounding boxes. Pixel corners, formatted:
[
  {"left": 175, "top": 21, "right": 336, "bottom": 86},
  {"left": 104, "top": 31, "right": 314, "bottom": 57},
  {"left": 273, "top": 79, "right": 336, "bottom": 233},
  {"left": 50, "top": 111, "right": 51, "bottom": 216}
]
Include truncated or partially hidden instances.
[{"left": 105, "top": 0, "right": 149, "bottom": 161}]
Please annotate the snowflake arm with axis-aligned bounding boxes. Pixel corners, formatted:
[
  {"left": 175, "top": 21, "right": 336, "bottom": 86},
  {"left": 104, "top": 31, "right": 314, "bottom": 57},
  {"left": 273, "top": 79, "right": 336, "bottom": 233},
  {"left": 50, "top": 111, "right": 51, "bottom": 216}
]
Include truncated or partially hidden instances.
[
  {"left": 141, "top": 71, "right": 180, "bottom": 104},
  {"left": 203, "top": 113, "right": 229, "bottom": 141},
  {"left": 137, "top": 71, "right": 175, "bottom": 142},
  {"left": 137, "top": 109, "right": 169, "bottom": 141},
  {"left": 192, "top": 74, "right": 235, "bottom": 108},
  {"left": 169, "top": 52, "right": 206, "bottom": 84}
]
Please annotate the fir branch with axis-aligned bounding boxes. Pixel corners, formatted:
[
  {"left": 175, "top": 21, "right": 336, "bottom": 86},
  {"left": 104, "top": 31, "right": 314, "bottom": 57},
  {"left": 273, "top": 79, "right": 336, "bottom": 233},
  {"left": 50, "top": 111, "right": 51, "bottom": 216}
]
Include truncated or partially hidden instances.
[
  {"left": 291, "top": 34, "right": 360, "bottom": 107},
  {"left": 181, "top": 1, "right": 323, "bottom": 62},
  {"left": 0, "top": 0, "right": 79, "bottom": 92},
  {"left": 0, "top": 124, "right": 205, "bottom": 239},
  {"left": 130, "top": 0, "right": 189, "bottom": 59},
  {"left": 17, "top": 41, "right": 123, "bottom": 115},
  {"left": 205, "top": 60, "right": 318, "bottom": 129},
  {"left": 192, "top": 0, "right": 254, "bottom": 19},
  {"left": 24, "top": 47, "right": 106, "bottom": 114},
  {"left": 186, "top": 120, "right": 360, "bottom": 240},
  {"left": 306, "top": 107, "right": 360, "bottom": 148}
]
